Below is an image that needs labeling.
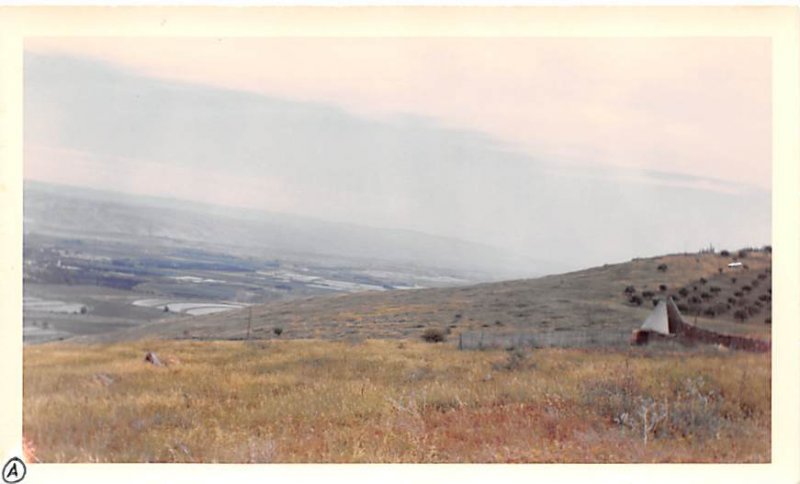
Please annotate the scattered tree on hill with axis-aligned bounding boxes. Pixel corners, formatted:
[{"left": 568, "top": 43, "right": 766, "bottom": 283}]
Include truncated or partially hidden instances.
[
  {"left": 720, "top": 250, "right": 730, "bottom": 257},
  {"left": 273, "top": 327, "right": 284, "bottom": 336},
  {"left": 657, "top": 264, "right": 668, "bottom": 272},
  {"left": 628, "top": 295, "right": 643, "bottom": 306}
]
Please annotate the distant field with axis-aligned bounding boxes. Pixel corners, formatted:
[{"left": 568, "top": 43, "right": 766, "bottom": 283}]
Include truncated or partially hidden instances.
[{"left": 23, "top": 339, "right": 770, "bottom": 463}]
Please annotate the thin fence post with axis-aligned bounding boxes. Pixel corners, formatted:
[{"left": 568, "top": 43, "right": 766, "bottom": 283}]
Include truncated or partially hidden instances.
[
  {"left": 458, "top": 332, "right": 463, "bottom": 351},
  {"left": 246, "top": 306, "right": 252, "bottom": 341}
]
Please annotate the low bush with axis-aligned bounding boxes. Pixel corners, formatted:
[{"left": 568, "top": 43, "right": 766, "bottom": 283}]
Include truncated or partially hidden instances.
[
  {"left": 421, "top": 328, "right": 447, "bottom": 343},
  {"left": 657, "top": 264, "right": 668, "bottom": 272},
  {"left": 629, "top": 295, "right": 643, "bottom": 306},
  {"left": 584, "top": 376, "right": 727, "bottom": 445},
  {"left": 659, "top": 284, "right": 668, "bottom": 292},
  {"left": 493, "top": 347, "right": 534, "bottom": 371},
  {"left": 678, "top": 288, "right": 690, "bottom": 297}
]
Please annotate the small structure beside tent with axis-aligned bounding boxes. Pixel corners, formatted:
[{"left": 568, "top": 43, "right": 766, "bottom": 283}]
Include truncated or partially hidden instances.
[{"left": 631, "top": 296, "right": 770, "bottom": 352}]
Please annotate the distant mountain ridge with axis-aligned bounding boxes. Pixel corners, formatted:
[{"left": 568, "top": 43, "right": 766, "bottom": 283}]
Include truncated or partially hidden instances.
[{"left": 24, "top": 181, "right": 560, "bottom": 280}]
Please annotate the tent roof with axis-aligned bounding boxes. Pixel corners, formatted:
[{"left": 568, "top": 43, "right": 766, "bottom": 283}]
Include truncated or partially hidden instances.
[{"left": 640, "top": 298, "right": 685, "bottom": 335}]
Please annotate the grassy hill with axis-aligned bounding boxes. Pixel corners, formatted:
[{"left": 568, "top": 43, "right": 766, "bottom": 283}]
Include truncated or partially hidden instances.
[{"left": 93, "top": 250, "right": 772, "bottom": 346}]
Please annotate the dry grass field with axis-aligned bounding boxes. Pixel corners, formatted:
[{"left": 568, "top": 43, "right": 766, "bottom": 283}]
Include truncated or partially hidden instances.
[{"left": 24, "top": 338, "right": 770, "bottom": 463}]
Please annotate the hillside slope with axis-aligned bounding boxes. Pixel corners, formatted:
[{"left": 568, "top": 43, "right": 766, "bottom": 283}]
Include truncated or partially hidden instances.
[{"left": 91, "top": 251, "right": 771, "bottom": 346}]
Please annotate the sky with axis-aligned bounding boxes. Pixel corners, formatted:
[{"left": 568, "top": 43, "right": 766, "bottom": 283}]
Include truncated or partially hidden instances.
[{"left": 23, "top": 37, "right": 771, "bottom": 270}]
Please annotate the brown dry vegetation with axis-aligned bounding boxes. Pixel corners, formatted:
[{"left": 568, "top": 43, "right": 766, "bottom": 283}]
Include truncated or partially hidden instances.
[{"left": 24, "top": 339, "right": 770, "bottom": 463}]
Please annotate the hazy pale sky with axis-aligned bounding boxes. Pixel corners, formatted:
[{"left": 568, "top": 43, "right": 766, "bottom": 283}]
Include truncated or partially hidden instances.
[{"left": 24, "top": 37, "right": 771, "bottom": 269}]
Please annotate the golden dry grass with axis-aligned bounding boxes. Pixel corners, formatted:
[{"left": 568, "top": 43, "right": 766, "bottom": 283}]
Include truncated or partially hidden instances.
[{"left": 24, "top": 339, "right": 770, "bottom": 463}]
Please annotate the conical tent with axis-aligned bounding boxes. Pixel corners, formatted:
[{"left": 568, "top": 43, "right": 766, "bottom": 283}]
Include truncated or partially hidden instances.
[{"left": 640, "top": 298, "right": 685, "bottom": 335}]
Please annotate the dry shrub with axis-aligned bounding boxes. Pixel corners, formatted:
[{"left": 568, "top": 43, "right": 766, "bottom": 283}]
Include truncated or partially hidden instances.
[
  {"left": 493, "top": 347, "right": 535, "bottom": 371},
  {"left": 421, "top": 328, "right": 447, "bottom": 343},
  {"left": 584, "top": 376, "right": 726, "bottom": 444}
]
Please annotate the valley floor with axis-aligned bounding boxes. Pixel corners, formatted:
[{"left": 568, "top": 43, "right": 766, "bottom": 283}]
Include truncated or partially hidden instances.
[{"left": 23, "top": 339, "right": 770, "bottom": 463}]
